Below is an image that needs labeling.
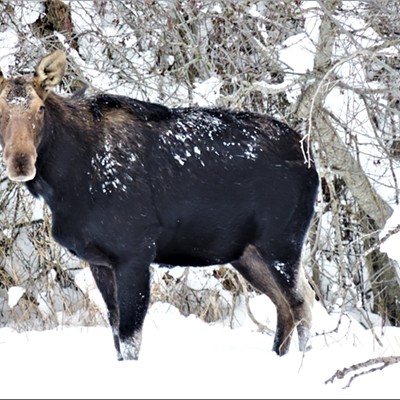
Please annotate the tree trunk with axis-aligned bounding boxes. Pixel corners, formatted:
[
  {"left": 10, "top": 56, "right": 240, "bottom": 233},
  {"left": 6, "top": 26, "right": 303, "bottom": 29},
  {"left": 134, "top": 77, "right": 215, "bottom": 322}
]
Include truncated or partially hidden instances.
[{"left": 295, "top": 0, "right": 400, "bottom": 324}]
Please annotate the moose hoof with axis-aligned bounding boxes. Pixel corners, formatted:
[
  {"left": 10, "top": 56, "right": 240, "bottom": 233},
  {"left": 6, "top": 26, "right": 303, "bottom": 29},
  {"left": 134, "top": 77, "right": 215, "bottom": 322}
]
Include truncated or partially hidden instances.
[{"left": 120, "top": 334, "right": 142, "bottom": 361}]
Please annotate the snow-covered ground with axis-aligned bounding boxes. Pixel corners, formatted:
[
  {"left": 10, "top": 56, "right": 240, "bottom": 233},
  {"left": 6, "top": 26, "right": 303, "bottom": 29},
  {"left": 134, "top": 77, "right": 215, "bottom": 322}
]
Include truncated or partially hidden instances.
[
  {"left": 1, "top": 297, "right": 399, "bottom": 399},
  {"left": 0, "top": 2, "right": 399, "bottom": 399}
]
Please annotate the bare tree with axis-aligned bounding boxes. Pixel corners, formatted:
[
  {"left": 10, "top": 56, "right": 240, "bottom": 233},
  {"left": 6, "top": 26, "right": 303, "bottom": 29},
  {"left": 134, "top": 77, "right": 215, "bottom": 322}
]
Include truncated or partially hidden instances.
[{"left": 0, "top": 0, "right": 399, "bottom": 333}]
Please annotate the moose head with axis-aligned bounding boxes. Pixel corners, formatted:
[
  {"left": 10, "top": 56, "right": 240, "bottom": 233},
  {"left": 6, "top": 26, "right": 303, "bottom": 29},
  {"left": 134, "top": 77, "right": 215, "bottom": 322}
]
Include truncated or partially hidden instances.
[{"left": 0, "top": 50, "right": 66, "bottom": 181}]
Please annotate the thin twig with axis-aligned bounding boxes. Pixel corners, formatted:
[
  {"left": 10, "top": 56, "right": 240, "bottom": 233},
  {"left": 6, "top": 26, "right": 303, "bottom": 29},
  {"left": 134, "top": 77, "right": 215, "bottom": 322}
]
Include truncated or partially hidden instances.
[{"left": 325, "top": 356, "right": 400, "bottom": 388}]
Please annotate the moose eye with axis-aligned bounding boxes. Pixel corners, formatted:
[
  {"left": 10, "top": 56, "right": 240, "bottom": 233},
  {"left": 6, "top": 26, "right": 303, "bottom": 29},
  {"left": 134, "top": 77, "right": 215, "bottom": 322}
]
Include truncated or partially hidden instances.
[{"left": 38, "top": 105, "right": 45, "bottom": 113}]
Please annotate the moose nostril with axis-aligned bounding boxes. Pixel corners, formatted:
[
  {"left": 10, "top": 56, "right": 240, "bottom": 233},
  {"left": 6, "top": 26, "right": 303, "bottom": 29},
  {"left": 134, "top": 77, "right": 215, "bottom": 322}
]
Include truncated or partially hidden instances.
[
  {"left": 14, "top": 153, "right": 28, "bottom": 171},
  {"left": 16, "top": 152, "right": 27, "bottom": 163},
  {"left": 6, "top": 150, "right": 37, "bottom": 182}
]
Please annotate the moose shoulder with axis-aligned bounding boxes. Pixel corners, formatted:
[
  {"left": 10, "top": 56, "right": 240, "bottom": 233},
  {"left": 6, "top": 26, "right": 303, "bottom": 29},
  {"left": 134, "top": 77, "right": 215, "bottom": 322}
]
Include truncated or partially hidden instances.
[{"left": 0, "top": 50, "right": 319, "bottom": 361}]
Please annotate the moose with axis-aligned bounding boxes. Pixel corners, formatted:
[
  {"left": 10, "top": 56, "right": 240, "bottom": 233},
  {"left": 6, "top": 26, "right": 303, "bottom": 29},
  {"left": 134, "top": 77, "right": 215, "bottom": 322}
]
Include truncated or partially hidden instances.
[{"left": 0, "top": 50, "right": 319, "bottom": 361}]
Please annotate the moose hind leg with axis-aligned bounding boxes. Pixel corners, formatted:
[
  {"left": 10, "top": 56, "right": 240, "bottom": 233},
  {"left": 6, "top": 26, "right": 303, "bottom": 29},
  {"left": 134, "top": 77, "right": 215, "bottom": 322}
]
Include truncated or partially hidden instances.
[
  {"left": 292, "top": 265, "right": 314, "bottom": 352},
  {"left": 264, "top": 240, "right": 314, "bottom": 351},
  {"left": 233, "top": 244, "right": 314, "bottom": 355},
  {"left": 264, "top": 241, "right": 314, "bottom": 353},
  {"left": 263, "top": 241, "right": 314, "bottom": 354},
  {"left": 232, "top": 245, "right": 296, "bottom": 356}
]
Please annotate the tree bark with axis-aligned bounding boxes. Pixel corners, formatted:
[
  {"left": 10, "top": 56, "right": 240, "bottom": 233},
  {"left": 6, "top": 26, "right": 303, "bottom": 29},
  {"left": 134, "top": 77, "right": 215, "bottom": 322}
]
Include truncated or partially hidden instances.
[{"left": 295, "top": 0, "right": 400, "bottom": 323}]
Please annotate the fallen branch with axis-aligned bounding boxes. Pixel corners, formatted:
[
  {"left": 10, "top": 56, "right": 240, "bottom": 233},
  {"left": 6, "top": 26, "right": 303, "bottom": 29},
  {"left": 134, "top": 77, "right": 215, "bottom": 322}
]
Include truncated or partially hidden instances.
[{"left": 325, "top": 356, "right": 400, "bottom": 388}]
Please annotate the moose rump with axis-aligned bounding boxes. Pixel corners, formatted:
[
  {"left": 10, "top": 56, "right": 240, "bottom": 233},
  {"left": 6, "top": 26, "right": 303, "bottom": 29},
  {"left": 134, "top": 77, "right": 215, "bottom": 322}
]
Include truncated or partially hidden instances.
[{"left": 0, "top": 50, "right": 319, "bottom": 360}]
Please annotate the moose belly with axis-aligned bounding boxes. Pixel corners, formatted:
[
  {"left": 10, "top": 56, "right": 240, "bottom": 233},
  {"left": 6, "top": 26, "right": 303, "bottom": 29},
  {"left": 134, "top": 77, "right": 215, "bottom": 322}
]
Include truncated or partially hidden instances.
[{"left": 154, "top": 209, "right": 255, "bottom": 267}]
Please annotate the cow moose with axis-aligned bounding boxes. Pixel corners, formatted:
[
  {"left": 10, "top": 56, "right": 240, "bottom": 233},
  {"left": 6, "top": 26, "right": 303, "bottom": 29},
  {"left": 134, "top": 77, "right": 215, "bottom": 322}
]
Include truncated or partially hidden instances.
[{"left": 0, "top": 50, "right": 319, "bottom": 361}]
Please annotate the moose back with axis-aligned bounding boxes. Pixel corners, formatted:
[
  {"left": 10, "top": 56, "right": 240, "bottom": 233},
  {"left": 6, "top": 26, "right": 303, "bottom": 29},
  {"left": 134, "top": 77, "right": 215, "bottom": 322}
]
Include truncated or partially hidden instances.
[{"left": 0, "top": 50, "right": 319, "bottom": 360}]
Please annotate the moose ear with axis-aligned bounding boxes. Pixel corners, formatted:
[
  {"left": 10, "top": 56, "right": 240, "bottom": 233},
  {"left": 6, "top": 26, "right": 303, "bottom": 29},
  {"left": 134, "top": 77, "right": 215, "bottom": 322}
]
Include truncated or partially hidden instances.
[
  {"left": 34, "top": 50, "right": 66, "bottom": 92},
  {"left": 0, "top": 69, "right": 5, "bottom": 90}
]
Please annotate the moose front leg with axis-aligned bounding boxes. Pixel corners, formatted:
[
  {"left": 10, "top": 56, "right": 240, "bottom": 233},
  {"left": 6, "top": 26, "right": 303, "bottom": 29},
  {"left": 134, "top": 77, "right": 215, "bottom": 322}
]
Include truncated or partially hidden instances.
[
  {"left": 115, "top": 262, "right": 151, "bottom": 361},
  {"left": 89, "top": 264, "right": 123, "bottom": 360}
]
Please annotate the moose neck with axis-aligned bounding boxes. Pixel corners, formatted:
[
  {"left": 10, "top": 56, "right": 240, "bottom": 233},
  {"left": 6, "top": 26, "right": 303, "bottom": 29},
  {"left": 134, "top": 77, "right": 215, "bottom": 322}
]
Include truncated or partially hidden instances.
[
  {"left": 25, "top": 91, "right": 148, "bottom": 209},
  {"left": 26, "top": 92, "right": 93, "bottom": 205}
]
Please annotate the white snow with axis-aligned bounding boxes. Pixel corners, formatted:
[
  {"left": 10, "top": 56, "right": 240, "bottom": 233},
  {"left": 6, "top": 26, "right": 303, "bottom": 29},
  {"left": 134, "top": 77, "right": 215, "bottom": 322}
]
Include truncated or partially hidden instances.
[
  {"left": 1, "top": 3, "right": 400, "bottom": 399},
  {"left": 0, "top": 299, "right": 399, "bottom": 399},
  {"left": 7, "top": 286, "right": 25, "bottom": 309},
  {"left": 193, "top": 76, "right": 223, "bottom": 107},
  {"left": 380, "top": 204, "right": 400, "bottom": 262}
]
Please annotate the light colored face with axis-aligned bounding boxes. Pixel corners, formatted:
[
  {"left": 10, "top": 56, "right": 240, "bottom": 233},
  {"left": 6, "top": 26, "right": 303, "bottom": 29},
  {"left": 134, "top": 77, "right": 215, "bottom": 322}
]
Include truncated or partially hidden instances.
[
  {"left": 0, "top": 76, "right": 45, "bottom": 181},
  {"left": 0, "top": 49, "right": 66, "bottom": 182}
]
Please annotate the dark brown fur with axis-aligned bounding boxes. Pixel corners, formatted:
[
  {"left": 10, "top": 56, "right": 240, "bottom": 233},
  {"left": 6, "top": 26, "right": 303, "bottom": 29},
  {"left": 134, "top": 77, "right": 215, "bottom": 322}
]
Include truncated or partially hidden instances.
[{"left": 0, "top": 51, "right": 319, "bottom": 360}]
